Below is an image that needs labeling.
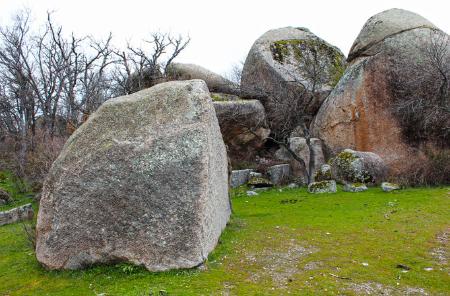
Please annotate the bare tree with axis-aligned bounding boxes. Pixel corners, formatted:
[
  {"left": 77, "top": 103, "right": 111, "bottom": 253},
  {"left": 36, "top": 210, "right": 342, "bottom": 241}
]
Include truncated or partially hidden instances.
[
  {"left": 111, "top": 33, "right": 190, "bottom": 95},
  {"left": 0, "top": 10, "right": 35, "bottom": 175},
  {"left": 389, "top": 29, "right": 450, "bottom": 147},
  {"left": 0, "top": 10, "right": 190, "bottom": 181},
  {"left": 224, "top": 60, "right": 244, "bottom": 86}
]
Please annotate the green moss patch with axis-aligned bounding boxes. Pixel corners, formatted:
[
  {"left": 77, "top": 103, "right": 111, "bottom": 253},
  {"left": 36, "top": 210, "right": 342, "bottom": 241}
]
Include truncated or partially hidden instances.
[{"left": 270, "top": 38, "right": 346, "bottom": 87}]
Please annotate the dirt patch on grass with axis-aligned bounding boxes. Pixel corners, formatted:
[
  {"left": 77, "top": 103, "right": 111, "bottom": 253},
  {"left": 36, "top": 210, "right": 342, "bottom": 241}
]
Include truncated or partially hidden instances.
[
  {"left": 245, "top": 239, "right": 318, "bottom": 289},
  {"left": 431, "top": 228, "right": 449, "bottom": 265},
  {"left": 430, "top": 227, "right": 449, "bottom": 275},
  {"left": 345, "top": 282, "right": 428, "bottom": 295}
]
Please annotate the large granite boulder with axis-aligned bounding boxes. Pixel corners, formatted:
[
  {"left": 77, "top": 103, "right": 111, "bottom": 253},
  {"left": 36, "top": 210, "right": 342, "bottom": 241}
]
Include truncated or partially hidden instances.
[
  {"left": 168, "top": 63, "right": 240, "bottom": 95},
  {"left": 36, "top": 80, "right": 231, "bottom": 271},
  {"left": 329, "top": 149, "right": 387, "bottom": 185},
  {"left": 214, "top": 99, "right": 270, "bottom": 162},
  {"left": 241, "top": 27, "right": 346, "bottom": 136},
  {"left": 311, "top": 9, "right": 449, "bottom": 181}
]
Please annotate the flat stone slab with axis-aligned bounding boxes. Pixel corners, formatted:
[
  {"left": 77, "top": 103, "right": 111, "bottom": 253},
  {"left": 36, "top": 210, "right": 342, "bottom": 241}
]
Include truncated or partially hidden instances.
[{"left": 0, "top": 204, "right": 34, "bottom": 226}]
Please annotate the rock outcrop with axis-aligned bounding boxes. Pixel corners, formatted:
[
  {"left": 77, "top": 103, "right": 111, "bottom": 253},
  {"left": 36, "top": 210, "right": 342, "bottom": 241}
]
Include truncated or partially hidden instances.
[
  {"left": 311, "top": 9, "right": 449, "bottom": 180},
  {"left": 241, "top": 27, "right": 346, "bottom": 136},
  {"left": 36, "top": 80, "right": 231, "bottom": 271},
  {"left": 214, "top": 99, "right": 270, "bottom": 162},
  {"left": 168, "top": 63, "right": 240, "bottom": 95}
]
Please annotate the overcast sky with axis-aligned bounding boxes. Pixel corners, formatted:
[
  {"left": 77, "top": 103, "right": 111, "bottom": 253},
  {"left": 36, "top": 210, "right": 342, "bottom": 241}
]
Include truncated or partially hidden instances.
[{"left": 0, "top": 0, "right": 449, "bottom": 76}]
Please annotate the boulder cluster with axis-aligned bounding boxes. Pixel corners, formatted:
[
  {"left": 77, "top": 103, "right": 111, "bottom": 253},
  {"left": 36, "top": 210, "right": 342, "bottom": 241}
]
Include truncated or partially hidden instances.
[{"left": 34, "top": 8, "right": 448, "bottom": 272}]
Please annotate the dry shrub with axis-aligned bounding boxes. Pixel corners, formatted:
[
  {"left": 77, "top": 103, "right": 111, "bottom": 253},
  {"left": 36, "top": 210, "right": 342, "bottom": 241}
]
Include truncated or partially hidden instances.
[
  {"left": 389, "top": 147, "right": 450, "bottom": 186},
  {"left": 0, "top": 130, "right": 67, "bottom": 189},
  {"left": 24, "top": 132, "right": 66, "bottom": 186}
]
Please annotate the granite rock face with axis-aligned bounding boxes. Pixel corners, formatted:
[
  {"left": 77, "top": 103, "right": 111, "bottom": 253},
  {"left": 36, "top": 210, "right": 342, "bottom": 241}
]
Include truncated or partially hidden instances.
[
  {"left": 241, "top": 27, "right": 346, "bottom": 136},
  {"left": 36, "top": 80, "right": 231, "bottom": 271},
  {"left": 230, "top": 169, "right": 253, "bottom": 188},
  {"left": 311, "top": 9, "right": 448, "bottom": 180},
  {"left": 267, "top": 164, "right": 291, "bottom": 185}
]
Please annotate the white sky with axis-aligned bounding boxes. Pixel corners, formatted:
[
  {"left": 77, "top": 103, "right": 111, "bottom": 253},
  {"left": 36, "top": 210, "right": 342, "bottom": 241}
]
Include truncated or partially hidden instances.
[{"left": 0, "top": 0, "right": 449, "bottom": 76}]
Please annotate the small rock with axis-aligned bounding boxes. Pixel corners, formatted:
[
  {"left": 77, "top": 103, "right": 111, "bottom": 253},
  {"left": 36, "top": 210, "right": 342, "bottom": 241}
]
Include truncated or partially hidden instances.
[
  {"left": 248, "top": 176, "right": 273, "bottom": 188},
  {"left": 230, "top": 169, "right": 253, "bottom": 188},
  {"left": 287, "top": 183, "right": 298, "bottom": 189},
  {"left": 381, "top": 182, "right": 400, "bottom": 192},
  {"left": 308, "top": 180, "right": 337, "bottom": 194},
  {"left": 0, "top": 203, "right": 34, "bottom": 226},
  {"left": 396, "top": 264, "right": 411, "bottom": 270},
  {"left": 314, "top": 164, "right": 332, "bottom": 182},
  {"left": 343, "top": 183, "right": 368, "bottom": 192},
  {"left": 362, "top": 262, "right": 369, "bottom": 266},
  {"left": 424, "top": 267, "right": 433, "bottom": 271},
  {"left": 267, "top": 164, "right": 291, "bottom": 185},
  {"left": 249, "top": 172, "right": 262, "bottom": 178},
  {"left": 0, "top": 188, "right": 12, "bottom": 205},
  {"left": 246, "top": 191, "right": 258, "bottom": 196}
]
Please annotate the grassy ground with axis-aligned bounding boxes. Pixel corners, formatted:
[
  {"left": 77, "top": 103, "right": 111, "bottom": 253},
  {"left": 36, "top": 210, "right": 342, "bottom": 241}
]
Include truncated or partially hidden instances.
[
  {"left": 0, "top": 171, "right": 34, "bottom": 212},
  {"left": 0, "top": 179, "right": 449, "bottom": 295}
]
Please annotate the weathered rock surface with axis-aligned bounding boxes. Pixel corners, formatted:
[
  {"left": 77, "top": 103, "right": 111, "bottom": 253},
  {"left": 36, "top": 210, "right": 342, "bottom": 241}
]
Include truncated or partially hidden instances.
[
  {"left": 308, "top": 180, "right": 337, "bottom": 194},
  {"left": 311, "top": 9, "right": 448, "bottom": 180},
  {"left": 267, "top": 164, "right": 291, "bottom": 185},
  {"left": 329, "top": 149, "right": 387, "bottom": 185},
  {"left": 168, "top": 63, "right": 240, "bottom": 95},
  {"left": 0, "top": 203, "right": 34, "bottom": 226},
  {"left": 36, "top": 80, "right": 231, "bottom": 271},
  {"left": 214, "top": 99, "right": 270, "bottom": 162},
  {"left": 230, "top": 169, "right": 253, "bottom": 188},
  {"left": 381, "top": 182, "right": 400, "bottom": 192},
  {"left": 0, "top": 188, "right": 12, "bottom": 205},
  {"left": 314, "top": 164, "right": 332, "bottom": 182},
  {"left": 248, "top": 176, "right": 273, "bottom": 188},
  {"left": 347, "top": 8, "right": 437, "bottom": 62},
  {"left": 241, "top": 27, "right": 346, "bottom": 135},
  {"left": 275, "top": 137, "right": 325, "bottom": 183},
  {"left": 343, "top": 183, "right": 368, "bottom": 192}
]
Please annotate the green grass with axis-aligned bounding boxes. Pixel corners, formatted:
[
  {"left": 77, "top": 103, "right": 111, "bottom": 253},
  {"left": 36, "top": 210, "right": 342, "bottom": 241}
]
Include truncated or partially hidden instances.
[
  {"left": 0, "top": 184, "right": 449, "bottom": 295},
  {"left": 0, "top": 171, "right": 34, "bottom": 212}
]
